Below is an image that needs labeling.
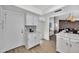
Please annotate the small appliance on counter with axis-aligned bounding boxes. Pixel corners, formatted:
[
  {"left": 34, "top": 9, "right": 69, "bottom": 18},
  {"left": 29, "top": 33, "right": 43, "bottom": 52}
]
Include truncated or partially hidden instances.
[
  {"left": 77, "top": 31, "right": 79, "bottom": 34},
  {"left": 25, "top": 25, "right": 36, "bottom": 33}
]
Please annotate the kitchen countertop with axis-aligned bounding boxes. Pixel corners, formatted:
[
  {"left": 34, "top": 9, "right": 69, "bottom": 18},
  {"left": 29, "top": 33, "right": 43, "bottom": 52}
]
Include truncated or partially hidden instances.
[{"left": 56, "top": 30, "right": 79, "bottom": 39}]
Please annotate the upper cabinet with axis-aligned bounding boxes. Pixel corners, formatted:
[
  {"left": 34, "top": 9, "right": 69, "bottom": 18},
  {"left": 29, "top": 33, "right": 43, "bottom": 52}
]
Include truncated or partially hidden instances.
[
  {"left": 26, "top": 13, "right": 33, "bottom": 25},
  {"left": 33, "top": 15, "right": 39, "bottom": 25},
  {"left": 25, "top": 12, "right": 39, "bottom": 25}
]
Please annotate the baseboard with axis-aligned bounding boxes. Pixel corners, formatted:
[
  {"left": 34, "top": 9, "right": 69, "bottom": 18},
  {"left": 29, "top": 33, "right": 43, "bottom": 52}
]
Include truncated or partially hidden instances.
[{"left": 1, "top": 43, "right": 24, "bottom": 53}]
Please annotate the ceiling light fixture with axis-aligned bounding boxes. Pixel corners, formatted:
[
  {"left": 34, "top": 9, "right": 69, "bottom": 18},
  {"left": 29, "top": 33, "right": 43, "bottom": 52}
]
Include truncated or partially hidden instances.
[{"left": 67, "top": 12, "right": 76, "bottom": 22}]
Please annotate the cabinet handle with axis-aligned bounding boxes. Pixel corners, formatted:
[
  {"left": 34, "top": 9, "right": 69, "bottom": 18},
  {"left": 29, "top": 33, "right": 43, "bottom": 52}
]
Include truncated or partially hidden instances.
[
  {"left": 66, "top": 42, "right": 68, "bottom": 45},
  {"left": 21, "top": 29, "right": 23, "bottom": 34},
  {"left": 70, "top": 44, "right": 72, "bottom": 47},
  {"left": 2, "top": 20, "right": 4, "bottom": 30}
]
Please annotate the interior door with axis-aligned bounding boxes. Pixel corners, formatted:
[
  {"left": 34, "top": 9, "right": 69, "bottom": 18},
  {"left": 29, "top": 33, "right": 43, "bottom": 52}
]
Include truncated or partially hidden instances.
[{"left": 3, "top": 10, "right": 24, "bottom": 52}]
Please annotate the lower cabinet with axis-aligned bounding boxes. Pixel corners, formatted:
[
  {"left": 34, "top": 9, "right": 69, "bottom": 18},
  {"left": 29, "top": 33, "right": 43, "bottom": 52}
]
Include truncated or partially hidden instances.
[
  {"left": 25, "top": 33, "right": 40, "bottom": 49},
  {"left": 70, "top": 42, "right": 79, "bottom": 53},
  {"left": 56, "top": 36, "right": 70, "bottom": 53},
  {"left": 56, "top": 35, "right": 79, "bottom": 53}
]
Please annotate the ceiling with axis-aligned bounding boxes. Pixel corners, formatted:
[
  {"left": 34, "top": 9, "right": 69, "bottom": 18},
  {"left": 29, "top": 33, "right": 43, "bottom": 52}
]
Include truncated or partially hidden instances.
[
  {"left": 15, "top": 5, "right": 66, "bottom": 15},
  {"left": 32, "top": 5, "right": 54, "bottom": 12},
  {"left": 32, "top": 5, "right": 66, "bottom": 14}
]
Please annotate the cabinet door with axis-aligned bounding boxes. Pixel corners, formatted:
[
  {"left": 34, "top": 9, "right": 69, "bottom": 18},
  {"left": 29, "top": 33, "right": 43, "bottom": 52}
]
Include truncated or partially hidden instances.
[
  {"left": 34, "top": 33, "right": 40, "bottom": 44},
  {"left": 56, "top": 36, "right": 69, "bottom": 53},
  {"left": 0, "top": 7, "right": 4, "bottom": 52},
  {"left": 33, "top": 15, "right": 38, "bottom": 25},
  {"left": 27, "top": 33, "right": 40, "bottom": 49},
  {"left": 4, "top": 10, "right": 24, "bottom": 52},
  {"left": 26, "top": 13, "right": 34, "bottom": 25},
  {"left": 70, "top": 41, "right": 79, "bottom": 53},
  {"left": 27, "top": 33, "right": 35, "bottom": 48}
]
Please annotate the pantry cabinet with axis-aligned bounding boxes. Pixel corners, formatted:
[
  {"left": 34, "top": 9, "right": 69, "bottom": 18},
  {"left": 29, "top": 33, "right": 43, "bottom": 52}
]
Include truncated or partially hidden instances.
[
  {"left": 0, "top": 7, "right": 4, "bottom": 52},
  {"left": 0, "top": 9, "right": 24, "bottom": 52},
  {"left": 25, "top": 12, "right": 41, "bottom": 49},
  {"left": 4, "top": 10, "right": 24, "bottom": 52}
]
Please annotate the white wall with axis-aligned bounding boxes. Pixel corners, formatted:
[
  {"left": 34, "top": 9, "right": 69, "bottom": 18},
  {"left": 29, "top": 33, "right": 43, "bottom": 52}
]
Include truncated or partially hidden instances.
[
  {"left": 49, "top": 17, "right": 54, "bottom": 35},
  {"left": 43, "top": 16, "right": 49, "bottom": 40}
]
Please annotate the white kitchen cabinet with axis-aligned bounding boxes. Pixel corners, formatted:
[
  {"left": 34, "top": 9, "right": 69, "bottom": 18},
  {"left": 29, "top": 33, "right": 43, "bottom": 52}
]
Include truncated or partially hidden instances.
[
  {"left": 56, "top": 36, "right": 69, "bottom": 53},
  {"left": 0, "top": 7, "right": 4, "bottom": 52},
  {"left": 56, "top": 32, "right": 79, "bottom": 53},
  {"left": 26, "top": 12, "right": 39, "bottom": 25},
  {"left": 26, "top": 13, "right": 34, "bottom": 25},
  {"left": 25, "top": 33, "right": 40, "bottom": 49},
  {"left": 25, "top": 12, "right": 42, "bottom": 49},
  {"left": 33, "top": 15, "right": 39, "bottom": 25},
  {"left": 70, "top": 41, "right": 79, "bottom": 53},
  {"left": 1, "top": 10, "right": 24, "bottom": 52}
]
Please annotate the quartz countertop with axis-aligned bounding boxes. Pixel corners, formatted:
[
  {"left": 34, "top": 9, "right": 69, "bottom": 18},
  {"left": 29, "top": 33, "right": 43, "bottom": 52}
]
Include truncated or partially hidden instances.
[{"left": 56, "top": 30, "right": 79, "bottom": 39}]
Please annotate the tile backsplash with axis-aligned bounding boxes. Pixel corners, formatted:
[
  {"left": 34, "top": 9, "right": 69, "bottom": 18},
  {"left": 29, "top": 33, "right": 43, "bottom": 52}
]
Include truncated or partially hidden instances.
[{"left": 59, "top": 20, "right": 79, "bottom": 30}]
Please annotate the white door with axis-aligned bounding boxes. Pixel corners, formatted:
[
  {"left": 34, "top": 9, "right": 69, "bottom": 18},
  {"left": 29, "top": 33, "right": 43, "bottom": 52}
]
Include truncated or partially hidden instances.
[
  {"left": 70, "top": 41, "right": 79, "bottom": 53},
  {"left": 0, "top": 18, "right": 3, "bottom": 52},
  {"left": 56, "top": 36, "right": 69, "bottom": 53},
  {"left": 3, "top": 10, "right": 24, "bottom": 52}
]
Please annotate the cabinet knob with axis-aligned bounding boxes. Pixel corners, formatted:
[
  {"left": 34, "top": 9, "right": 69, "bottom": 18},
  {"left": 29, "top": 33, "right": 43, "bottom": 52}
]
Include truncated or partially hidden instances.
[
  {"left": 21, "top": 29, "right": 23, "bottom": 34},
  {"left": 66, "top": 42, "right": 68, "bottom": 45},
  {"left": 70, "top": 44, "right": 72, "bottom": 47}
]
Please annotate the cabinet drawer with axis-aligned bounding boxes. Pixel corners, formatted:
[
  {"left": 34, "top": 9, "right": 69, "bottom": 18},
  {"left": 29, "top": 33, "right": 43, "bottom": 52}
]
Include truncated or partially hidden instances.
[
  {"left": 70, "top": 39, "right": 79, "bottom": 43},
  {"left": 70, "top": 42, "right": 79, "bottom": 53}
]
